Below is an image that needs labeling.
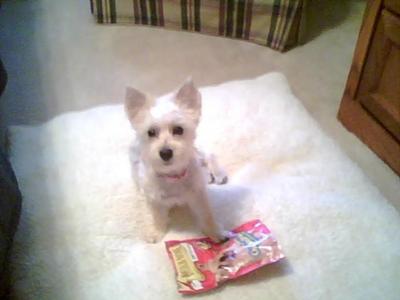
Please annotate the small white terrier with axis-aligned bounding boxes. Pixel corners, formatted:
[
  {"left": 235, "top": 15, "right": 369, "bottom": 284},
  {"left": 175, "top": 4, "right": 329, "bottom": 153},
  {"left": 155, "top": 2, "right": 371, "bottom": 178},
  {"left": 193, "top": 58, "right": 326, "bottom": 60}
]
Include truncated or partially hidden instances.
[{"left": 125, "top": 79, "right": 228, "bottom": 243}]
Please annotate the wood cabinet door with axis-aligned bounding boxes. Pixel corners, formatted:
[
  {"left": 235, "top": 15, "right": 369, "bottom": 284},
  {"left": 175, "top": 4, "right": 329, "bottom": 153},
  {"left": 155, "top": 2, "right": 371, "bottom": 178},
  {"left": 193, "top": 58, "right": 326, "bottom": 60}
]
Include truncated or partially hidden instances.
[
  {"left": 357, "top": 9, "right": 400, "bottom": 141},
  {"left": 338, "top": 0, "right": 400, "bottom": 176}
]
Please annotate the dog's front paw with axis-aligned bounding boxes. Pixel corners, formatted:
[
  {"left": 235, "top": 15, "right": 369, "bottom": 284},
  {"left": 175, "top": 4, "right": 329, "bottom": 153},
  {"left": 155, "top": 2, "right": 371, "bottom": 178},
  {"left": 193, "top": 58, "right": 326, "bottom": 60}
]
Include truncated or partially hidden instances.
[
  {"left": 208, "top": 230, "right": 234, "bottom": 244},
  {"left": 142, "top": 229, "right": 166, "bottom": 244}
]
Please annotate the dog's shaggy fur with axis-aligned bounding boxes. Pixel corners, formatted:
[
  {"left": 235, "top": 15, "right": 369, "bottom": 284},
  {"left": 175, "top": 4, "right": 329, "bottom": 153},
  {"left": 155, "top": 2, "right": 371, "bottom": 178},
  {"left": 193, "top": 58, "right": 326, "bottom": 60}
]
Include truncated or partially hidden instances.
[{"left": 125, "top": 80, "right": 228, "bottom": 243}]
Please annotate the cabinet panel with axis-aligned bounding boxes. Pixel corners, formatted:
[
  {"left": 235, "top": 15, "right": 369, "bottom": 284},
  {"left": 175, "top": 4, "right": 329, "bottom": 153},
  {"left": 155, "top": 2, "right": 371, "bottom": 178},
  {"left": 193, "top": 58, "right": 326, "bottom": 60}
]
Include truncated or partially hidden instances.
[
  {"left": 357, "top": 9, "right": 400, "bottom": 141},
  {"left": 338, "top": 0, "right": 400, "bottom": 176}
]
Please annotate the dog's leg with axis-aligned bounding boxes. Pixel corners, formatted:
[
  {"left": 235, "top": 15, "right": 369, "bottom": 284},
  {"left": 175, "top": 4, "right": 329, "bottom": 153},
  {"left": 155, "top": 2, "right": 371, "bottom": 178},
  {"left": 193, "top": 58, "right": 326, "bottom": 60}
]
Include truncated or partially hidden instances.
[
  {"left": 142, "top": 201, "right": 169, "bottom": 243},
  {"left": 205, "top": 153, "right": 228, "bottom": 185},
  {"left": 188, "top": 189, "right": 226, "bottom": 242}
]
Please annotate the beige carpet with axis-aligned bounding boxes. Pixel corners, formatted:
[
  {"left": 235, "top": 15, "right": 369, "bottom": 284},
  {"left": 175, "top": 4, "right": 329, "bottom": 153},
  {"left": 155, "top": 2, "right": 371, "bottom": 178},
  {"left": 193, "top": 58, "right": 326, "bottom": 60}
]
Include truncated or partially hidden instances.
[{"left": 0, "top": 0, "right": 398, "bottom": 208}]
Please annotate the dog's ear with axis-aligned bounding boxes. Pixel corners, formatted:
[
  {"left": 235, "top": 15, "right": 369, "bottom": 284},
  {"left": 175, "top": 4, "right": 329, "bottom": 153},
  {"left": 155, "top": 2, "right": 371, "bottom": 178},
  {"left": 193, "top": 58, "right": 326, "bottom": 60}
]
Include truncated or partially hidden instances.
[
  {"left": 175, "top": 78, "right": 201, "bottom": 122},
  {"left": 125, "top": 87, "right": 148, "bottom": 127}
]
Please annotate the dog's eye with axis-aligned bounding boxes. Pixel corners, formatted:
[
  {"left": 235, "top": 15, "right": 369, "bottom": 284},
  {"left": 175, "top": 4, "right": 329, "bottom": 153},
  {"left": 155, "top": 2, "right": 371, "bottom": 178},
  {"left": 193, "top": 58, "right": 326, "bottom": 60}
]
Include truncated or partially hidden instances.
[
  {"left": 172, "top": 126, "right": 184, "bottom": 135},
  {"left": 147, "top": 128, "right": 157, "bottom": 138}
]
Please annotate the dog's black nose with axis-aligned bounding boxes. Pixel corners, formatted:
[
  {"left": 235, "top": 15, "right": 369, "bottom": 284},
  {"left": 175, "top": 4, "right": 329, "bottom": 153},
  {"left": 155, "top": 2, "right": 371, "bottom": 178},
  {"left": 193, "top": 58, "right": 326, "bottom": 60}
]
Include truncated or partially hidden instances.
[{"left": 159, "top": 148, "right": 173, "bottom": 161}]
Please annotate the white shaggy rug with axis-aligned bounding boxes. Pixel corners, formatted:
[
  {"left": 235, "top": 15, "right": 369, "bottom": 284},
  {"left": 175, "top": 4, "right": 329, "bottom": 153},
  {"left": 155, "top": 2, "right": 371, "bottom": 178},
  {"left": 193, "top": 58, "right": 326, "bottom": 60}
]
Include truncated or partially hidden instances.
[{"left": 9, "top": 73, "right": 400, "bottom": 299}]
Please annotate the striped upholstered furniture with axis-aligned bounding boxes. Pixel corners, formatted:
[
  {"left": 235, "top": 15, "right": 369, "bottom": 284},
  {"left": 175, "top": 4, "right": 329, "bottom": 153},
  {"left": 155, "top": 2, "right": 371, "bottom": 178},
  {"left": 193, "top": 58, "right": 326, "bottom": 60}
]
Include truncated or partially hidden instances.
[{"left": 90, "top": 0, "right": 307, "bottom": 51}]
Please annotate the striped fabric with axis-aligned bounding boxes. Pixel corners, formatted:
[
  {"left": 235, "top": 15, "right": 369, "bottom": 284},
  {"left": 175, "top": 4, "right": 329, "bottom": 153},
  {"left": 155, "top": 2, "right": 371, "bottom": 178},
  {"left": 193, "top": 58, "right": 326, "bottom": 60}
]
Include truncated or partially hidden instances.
[{"left": 90, "top": 0, "right": 306, "bottom": 51}]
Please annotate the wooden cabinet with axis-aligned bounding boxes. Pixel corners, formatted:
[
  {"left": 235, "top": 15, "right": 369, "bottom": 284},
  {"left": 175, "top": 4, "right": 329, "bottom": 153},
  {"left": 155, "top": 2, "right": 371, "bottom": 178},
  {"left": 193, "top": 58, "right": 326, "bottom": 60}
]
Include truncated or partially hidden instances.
[{"left": 338, "top": 0, "right": 400, "bottom": 175}]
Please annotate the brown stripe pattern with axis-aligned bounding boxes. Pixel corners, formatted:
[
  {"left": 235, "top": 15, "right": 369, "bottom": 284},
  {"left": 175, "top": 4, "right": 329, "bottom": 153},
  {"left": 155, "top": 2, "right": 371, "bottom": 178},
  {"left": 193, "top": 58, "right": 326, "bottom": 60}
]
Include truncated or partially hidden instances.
[
  {"left": 244, "top": 0, "right": 253, "bottom": 40},
  {"left": 180, "top": 0, "right": 202, "bottom": 31},
  {"left": 93, "top": 0, "right": 117, "bottom": 23},
  {"left": 213, "top": 0, "right": 256, "bottom": 40},
  {"left": 133, "top": 0, "right": 165, "bottom": 26},
  {"left": 266, "top": 0, "right": 302, "bottom": 51},
  {"left": 90, "top": 0, "right": 305, "bottom": 52}
]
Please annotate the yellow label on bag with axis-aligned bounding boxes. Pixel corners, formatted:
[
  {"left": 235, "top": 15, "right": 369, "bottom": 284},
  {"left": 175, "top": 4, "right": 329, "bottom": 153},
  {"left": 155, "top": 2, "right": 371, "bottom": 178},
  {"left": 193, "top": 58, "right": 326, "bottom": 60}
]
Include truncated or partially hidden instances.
[{"left": 170, "top": 243, "right": 204, "bottom": 284}]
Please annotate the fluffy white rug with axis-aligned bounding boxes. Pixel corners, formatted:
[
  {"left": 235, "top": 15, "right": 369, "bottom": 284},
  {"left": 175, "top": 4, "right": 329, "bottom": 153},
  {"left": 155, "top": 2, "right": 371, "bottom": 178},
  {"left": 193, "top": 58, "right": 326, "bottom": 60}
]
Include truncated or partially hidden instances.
[{"left": 9, "top": 73, "right": 400, "bottom": 300}]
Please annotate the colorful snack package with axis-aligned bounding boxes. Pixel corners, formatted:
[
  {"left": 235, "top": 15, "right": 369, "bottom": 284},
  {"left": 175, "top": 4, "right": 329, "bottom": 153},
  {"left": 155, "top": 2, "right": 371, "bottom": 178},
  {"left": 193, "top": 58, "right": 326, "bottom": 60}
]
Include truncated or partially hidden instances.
[{"left": 165, "top": 219, "right": 285, "bottom": 294}]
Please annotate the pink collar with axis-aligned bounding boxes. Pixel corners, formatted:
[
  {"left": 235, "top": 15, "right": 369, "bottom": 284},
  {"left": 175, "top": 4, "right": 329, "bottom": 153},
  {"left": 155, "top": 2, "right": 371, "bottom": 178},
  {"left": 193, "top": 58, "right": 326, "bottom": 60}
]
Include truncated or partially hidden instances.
[{"left": 157, "top": 169, "right": 187, "bottom": 181}]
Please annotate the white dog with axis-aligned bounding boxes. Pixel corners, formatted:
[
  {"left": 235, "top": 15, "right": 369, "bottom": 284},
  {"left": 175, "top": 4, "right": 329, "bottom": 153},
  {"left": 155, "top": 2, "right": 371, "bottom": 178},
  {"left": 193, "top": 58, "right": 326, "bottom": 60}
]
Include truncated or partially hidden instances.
[{"left": 125, "top": 79, "right": 228, "bottom": 243}]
